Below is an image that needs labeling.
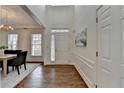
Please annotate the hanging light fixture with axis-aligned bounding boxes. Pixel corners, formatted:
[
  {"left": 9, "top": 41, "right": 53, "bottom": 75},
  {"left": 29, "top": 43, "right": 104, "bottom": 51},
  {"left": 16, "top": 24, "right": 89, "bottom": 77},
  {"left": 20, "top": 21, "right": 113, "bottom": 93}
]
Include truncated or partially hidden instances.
[{"left": 0, "top": 6, "right": 14, "bottom": 31}]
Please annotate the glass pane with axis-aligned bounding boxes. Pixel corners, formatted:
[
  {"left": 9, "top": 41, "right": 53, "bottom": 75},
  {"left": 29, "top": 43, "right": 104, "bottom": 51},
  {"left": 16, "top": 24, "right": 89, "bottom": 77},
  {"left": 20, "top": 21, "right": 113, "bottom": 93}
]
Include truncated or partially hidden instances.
[
  {"left": 8, "top": 34, "right": 18, "bottom": 50},
  {"left": 13, "top": 45, "right": 16, "bottom": 50},
  {"left": 31, "top": 34, "right": 42, "bottom": 56},
  {"left": 51, "top": 34, "right": 55, "bottom": 62}
]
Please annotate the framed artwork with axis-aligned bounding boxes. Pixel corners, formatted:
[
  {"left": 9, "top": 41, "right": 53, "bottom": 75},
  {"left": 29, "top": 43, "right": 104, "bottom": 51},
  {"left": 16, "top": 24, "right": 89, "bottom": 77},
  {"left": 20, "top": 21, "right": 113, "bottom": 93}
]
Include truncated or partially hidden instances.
[{"left": 75, "top": 28, "right": 87, "bottom": 47}]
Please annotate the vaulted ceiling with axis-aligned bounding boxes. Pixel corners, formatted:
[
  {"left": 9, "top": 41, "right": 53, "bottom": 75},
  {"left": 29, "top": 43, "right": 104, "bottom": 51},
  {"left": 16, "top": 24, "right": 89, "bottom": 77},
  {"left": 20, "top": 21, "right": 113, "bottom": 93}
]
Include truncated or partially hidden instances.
[{"left": 0, "top": 5, "right": 42, "bottom": 29}]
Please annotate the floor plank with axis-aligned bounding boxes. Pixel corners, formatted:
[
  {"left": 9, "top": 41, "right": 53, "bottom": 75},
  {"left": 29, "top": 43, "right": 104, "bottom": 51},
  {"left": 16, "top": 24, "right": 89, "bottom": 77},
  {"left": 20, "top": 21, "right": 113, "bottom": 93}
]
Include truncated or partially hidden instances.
[{"left": 16, "top": 65, "right": 88, "bottom": 88}]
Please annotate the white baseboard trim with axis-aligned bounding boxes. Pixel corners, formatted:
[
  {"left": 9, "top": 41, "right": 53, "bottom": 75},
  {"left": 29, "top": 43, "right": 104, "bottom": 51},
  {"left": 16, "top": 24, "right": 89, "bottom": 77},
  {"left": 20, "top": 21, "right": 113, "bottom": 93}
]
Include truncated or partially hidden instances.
[
  {"left": 75, "top": 65, "right": 95, "bottom": 88},
  {"left": 44, "top": 63, "right": 73, "bottom": 66}
]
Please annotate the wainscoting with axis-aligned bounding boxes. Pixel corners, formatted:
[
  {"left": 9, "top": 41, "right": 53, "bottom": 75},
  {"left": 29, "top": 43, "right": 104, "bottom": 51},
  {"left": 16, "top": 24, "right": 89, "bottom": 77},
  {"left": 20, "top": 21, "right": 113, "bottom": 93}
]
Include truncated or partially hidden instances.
[{"left": 71, "top": 53, "right": 96, "bottom": 88}]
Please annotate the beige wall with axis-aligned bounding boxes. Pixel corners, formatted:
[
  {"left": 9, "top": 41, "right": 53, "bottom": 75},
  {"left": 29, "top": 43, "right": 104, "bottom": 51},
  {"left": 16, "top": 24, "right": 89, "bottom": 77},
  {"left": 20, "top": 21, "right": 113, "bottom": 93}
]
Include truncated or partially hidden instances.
[{"left": 0, "top": 31, "right": 7, "bottom": 46}]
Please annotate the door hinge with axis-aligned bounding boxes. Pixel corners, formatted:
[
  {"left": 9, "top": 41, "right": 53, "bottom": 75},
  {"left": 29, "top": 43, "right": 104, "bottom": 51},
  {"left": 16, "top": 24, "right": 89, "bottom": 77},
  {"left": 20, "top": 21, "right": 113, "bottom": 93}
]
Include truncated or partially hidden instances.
[
  {"left": 96, "top": 51, "right": 98, "bottom": 57},
  {"left": 96, "top": 17, "right": 98, "bottom": 23}
]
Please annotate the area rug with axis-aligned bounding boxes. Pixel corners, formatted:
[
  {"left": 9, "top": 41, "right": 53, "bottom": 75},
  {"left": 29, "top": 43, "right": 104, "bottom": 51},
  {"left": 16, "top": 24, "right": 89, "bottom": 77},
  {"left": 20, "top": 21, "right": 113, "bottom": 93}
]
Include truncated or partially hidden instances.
[{"left": 1, "top": 63, "right": 40, "bottom": 88}]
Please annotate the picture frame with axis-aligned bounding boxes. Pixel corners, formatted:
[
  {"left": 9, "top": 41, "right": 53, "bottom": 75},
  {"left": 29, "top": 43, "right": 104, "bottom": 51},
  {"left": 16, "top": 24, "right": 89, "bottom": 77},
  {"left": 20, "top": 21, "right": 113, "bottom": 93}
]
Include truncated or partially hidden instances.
[{"left": 75, "top": 28, "right": 87, "bottom": 47}]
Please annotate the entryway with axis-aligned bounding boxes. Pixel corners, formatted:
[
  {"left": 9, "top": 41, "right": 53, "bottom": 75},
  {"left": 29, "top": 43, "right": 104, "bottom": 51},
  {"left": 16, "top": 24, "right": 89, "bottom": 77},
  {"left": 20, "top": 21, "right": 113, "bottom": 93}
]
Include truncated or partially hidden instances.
[{"left": 50, "top": 29, "right": 69, "bottom": 64}]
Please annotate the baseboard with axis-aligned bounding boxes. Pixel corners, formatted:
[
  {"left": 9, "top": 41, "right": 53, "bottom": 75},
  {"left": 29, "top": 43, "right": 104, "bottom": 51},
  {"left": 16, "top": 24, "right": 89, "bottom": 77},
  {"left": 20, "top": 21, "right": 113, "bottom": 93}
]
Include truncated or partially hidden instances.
[
  {"left": 74, "top": 65, "right": 95, "bottom": 88},
  {"left": 44, "top": 64, "right": 74, "bottom": 66},
  {"left": 26, "top": 61, "right": 44, "bottom": 65}
]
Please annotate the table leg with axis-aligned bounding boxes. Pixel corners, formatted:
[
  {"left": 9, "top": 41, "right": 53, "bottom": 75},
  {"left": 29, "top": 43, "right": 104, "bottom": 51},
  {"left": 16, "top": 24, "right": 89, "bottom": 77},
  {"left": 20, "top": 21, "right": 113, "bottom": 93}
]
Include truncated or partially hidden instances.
[{"left": 3, "top": 59, "right": 7, "bottom": 77}]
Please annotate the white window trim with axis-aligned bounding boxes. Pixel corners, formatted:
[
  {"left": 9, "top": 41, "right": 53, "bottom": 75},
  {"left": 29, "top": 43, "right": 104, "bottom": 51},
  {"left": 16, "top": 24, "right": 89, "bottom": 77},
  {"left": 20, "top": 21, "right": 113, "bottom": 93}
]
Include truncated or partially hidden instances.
[
  {"left": 8, "top": 34, "right": 18, "bottom": 50},
  {"left": 31, "top": 34, "right": 42, "bottom": 57},
  {"left": 51, "top": 29, "right": 69, "bottom": 33},
  {"left": 51, "top": 34, "right": 55, "bottom": 62}
]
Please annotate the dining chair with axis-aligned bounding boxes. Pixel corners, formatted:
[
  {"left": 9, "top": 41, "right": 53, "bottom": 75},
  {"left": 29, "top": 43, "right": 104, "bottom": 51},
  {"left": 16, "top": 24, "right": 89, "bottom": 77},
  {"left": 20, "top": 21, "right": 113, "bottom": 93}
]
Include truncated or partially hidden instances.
[
  {"left": 4, "top": 50, "right": 22, "bottom": 73},
  {"left": 7, "top": 51, "right": 28, "bottom": 75}
]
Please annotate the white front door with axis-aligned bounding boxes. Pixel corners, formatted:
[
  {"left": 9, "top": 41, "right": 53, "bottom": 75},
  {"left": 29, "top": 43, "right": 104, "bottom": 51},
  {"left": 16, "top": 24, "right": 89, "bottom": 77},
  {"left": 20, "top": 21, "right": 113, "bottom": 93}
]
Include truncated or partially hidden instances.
[
  {"left": 54, "top": 32, "right": 69, "bottom": 64},
  {"left": 97, "top": 6, "right": 120, "bottom": 87}
]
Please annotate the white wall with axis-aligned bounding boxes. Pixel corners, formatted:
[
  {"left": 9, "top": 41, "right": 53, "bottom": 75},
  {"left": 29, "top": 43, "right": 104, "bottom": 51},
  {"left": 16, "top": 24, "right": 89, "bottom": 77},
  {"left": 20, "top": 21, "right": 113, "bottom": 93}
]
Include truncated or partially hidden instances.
[
  {"left": 26, "top": 5, "right": 46, "bottom": 27},
  {"left": 44, "top": 6, "right": 74, "bottom": 65},
  {"left": 46, "top": 6, "right": 74, "bottom": 28},
  {"left": 72, "top": 5, "right": 98, "bottom": 87}
]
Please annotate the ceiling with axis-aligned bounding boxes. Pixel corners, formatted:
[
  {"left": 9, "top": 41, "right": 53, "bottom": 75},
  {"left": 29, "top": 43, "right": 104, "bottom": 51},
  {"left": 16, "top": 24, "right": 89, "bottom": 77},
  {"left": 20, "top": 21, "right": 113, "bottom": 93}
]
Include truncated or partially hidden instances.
[{"left": 0, "top": 5, "right": 42, "bottom": 29}]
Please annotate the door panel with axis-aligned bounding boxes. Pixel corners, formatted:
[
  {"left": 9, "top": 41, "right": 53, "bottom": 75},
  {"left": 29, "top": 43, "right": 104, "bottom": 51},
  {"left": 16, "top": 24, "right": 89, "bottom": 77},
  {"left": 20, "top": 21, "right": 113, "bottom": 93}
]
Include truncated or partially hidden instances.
[
  {"left": 55, "top": 33, "right": 69, "bottom": 64},
  {"left": 101, "top": 26, "right": 111, "bottom": 59},
  {"left": 120, "top": 5, "right": 124, "bottom": 87},
  {"left": 122, "top": 20, "right": 124, "bottom": 63},
  {"left": 101, "top": 68, "right": 112, "bottom": 87},
  {"left": 97, "top": 6, "right": 120, "bottom": 87},
  {"left": 97, "top": 6, "right": 112, "bottom": 87}
]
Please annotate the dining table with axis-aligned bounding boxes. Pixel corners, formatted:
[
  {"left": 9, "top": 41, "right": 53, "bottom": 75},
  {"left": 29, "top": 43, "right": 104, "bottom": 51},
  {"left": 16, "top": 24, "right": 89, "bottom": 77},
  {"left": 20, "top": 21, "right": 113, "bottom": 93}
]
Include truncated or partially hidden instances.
[{"left": 0, "top": 54, "right": 17, "bottom": 77}]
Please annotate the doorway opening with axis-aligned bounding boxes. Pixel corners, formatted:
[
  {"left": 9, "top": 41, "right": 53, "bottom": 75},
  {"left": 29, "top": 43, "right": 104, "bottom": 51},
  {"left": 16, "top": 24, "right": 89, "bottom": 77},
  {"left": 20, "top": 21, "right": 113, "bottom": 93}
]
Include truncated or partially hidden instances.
[{"left": 50, "top": 29, "right": 69, "bottom": 64}]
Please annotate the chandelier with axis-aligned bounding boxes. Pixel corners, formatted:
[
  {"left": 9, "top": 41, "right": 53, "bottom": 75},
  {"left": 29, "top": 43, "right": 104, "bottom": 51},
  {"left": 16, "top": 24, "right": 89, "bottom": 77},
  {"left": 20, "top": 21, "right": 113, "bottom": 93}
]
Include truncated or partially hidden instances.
[
  {"left": 0, "top": 24, "right": 14, "bottom": 31},
  {"left": 0, "top": 6, "right": 14, "bottom": 31}
]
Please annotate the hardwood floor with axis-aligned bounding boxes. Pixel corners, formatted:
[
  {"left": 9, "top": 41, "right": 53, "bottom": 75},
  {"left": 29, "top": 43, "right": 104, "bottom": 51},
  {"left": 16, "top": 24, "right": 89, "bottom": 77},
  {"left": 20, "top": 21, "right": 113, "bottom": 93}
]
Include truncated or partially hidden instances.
[{"left": 16, "top": 64, "right": 88, "bottom": 88}]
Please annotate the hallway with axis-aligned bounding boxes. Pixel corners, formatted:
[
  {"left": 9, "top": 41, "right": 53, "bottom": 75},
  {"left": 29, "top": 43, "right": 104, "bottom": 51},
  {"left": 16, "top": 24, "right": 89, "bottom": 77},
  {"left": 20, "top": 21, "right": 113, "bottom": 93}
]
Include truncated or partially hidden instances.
[
  {"left": 0, "top": 5, "right": 124, "bottom": 88},
  {"left": 16, "top": 64, "right": 87, "bottom": 88}
]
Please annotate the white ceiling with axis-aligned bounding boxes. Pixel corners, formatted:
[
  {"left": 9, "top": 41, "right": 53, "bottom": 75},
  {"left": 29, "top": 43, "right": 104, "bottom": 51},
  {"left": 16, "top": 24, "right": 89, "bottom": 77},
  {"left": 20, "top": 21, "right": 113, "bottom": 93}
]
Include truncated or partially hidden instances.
[{"left": 0, "top": 5, "right": 42, "bottom": 29}]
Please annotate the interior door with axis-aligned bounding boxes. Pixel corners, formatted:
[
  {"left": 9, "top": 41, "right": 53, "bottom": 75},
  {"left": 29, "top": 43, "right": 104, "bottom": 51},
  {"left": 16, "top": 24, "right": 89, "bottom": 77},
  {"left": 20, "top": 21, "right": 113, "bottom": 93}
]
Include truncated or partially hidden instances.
[
  {"left": 97, "top": 6, "right": 120, "bottom": 87},
  {"left": 120, "top": 5, "right": 124, "bottom": 87},
  {"left": 54, "top": 32, "right": 69, "bottom": 64}
]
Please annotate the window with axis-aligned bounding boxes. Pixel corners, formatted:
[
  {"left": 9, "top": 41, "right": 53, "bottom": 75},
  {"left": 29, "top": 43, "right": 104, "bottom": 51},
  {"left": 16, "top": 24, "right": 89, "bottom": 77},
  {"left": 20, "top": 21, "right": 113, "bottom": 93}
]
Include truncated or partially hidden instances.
[
  {"left": 8, "top": 34, "right": 18, "bottom": 50},
  {"left": 31, "top": 34, "right": 42, "bottom": 56},
  {"left": 51, "top": 29, "right": 69, "bottom": 33},
  {"left": 51, "top": 34, "right": 55, "bottom": 62}
]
